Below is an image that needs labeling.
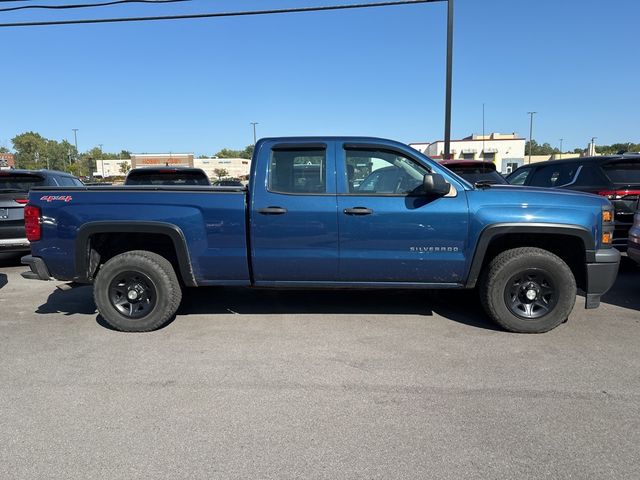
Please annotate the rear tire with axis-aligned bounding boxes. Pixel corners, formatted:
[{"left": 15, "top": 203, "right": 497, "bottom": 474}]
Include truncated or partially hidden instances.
[
  {"left": 94, "top": 250, "right": 182, "bottom": 332},
  {"left": 480, "top": 247, "right": 576, "bottom": 333}
]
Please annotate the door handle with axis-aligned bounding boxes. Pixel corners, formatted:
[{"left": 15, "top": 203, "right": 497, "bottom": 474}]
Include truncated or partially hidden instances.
[
  {"left": 258, "top": 206, "right": 288, "bottom": 215},
  {"left": 343, "top": 207, "right": 373, "bottom": 215}
]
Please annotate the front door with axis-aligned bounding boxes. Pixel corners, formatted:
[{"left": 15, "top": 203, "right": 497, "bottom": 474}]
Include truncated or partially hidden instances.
[
  {"left": 336, "top": 143, "right": 469, "bottom": 284},
  {"left": 250, "top": 141, "right": 339, "bottom": 283}
]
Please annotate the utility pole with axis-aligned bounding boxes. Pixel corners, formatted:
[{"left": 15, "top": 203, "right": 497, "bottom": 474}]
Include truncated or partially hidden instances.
[
  {"left": 250, "top": 122, "right": 258, "bottom": 145},
  {"left": 559, "top": 138, "right": 563, "bottom": 159},
  {"left": 72, "top": 129, "right": 79, "bottom": 163},
  {"left": 98, "top": 144, "right": 104, "bottom": 178},
  {"left": 443, "top": 0, "right": 454, "bottom": 159},
  {"left": 482, "top": 103, "right": 485, "bottom": 161},
  {"left": 527, "top": 112, "right": 536, "bottom": 164}
]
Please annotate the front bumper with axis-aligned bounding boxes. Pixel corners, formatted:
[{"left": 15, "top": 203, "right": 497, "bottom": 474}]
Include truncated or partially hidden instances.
[
  {"left": 584, "top": 248, "right": 621, "bottom": 309},
  {"left": 21, "top": 255, "right": 53, "bottom": 281}
]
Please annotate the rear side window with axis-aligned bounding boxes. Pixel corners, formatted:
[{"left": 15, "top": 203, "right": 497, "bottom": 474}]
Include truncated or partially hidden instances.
[
  {"left": 57, "top": 176, "right": 80, "bottom": 187},
  {"left": 573, "top": 165, "right": 606, "bottom": 187},
  {"left": 529, "top": 163, "right": 580, "bottom": 187},
  {"left": 601, "top": 160, "right": 640, "bottom": 185},
  {"left": 269, "top": 148, "right": 326, "bottom": 194},
  {"left": 0, "top": 173, "right": 45, "bottom": 192}
]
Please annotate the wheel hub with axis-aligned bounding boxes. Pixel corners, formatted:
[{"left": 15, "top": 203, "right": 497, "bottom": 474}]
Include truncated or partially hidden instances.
[
  {"left": 522, "top": 282, "right": 539, "bottom": 301},
  {"left": 127, "top": 284, "right": 145, "bottom": 302},
  {"left": 505, "top": 270, "right": 558, "bottom": 320},
  {"left": 108, "top": 272, "right": 157, "bottom": 319}
]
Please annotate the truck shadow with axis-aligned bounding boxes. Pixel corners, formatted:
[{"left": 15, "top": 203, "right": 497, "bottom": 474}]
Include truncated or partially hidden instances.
[
  {"left": 598, "top": 256, "right": 640, "bottom": 311},
  {"left": 178, "top": 287, "right": 502, "bottom": 332},
  {"left": 34, "top": 284, "right": 501, "bottom": 332},
  {"left": 0, "top": 252, "right": 24, "bottom": 269}
]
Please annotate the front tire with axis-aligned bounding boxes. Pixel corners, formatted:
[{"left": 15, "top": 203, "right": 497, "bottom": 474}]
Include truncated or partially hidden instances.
[
  {"left": 94, "top": 250, "right": 182, "bottom": 332},
  {"left": 480, "top": 247, "right": 576, "bottom": 333}
]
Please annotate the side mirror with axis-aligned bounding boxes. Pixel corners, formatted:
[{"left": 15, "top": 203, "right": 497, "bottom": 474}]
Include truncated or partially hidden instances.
[{"left": 423, "top": 173, "right": 450, "bottom": 196}]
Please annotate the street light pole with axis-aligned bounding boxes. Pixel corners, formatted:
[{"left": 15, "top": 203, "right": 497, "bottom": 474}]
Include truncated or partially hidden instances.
[
  {"left": 527, "top": 112, "right": 536, "bottom": 164},
  {"left": 443, "top": 0, "right": 454, "bottom": 160},
  {"left": 250, "top": 122, "right": 258, "bottom": 145},
  {"left": 559, "top": 138, "right": 563, "bottom": 159},
  {"left": 98, "top": 144, "right": 104, "bottom": 178},
  {"left": 72, "top": 129, "right": 79, "bottom": 162}
]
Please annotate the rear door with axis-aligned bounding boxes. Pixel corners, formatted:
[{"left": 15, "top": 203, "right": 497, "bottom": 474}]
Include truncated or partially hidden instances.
[
  {"left": 250, "top": 141, "right": 339, "bottom": 283},
  {"left": 336, "top": 143, "right": 469, "bottom": 284},
  {"left": 0, "top": 172, "right": 44, "bottom": 247}
]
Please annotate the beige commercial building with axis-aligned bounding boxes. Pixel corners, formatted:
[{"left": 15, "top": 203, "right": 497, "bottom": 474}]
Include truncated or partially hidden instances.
[
  {"left": 94, "top": 159, "right": 133, "bottom": 177},
  {"left": 130, "top": 153, "right": 194, "bottom": 168},
  {"left": 410, "top": 133, "right": 526, "bottom": 174},
  {"left": 193, "top": 157, "right": 251, "bottom": 180}
]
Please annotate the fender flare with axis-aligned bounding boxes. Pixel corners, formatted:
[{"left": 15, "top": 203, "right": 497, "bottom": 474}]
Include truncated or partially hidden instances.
[
  {"left": 464, "top": 222, "right": 595, "bottom": 288},
  {"left": 74, "top": 221, "right": 197, "bottom": 286}
]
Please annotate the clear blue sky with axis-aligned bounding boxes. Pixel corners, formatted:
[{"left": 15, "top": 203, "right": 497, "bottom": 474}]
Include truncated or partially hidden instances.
[{"left": 1, "top": 0, "right": 638, "bottom": 155}]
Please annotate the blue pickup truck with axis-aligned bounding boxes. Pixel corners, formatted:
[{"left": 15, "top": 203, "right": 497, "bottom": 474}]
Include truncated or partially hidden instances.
[{"left": 22, "top": 137, "right": 620, "bottom": 333}]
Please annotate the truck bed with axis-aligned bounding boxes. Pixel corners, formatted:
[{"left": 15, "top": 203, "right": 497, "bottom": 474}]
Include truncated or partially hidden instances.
[{"left": 28, "top": 186, "right": 250, "bottom": 285}]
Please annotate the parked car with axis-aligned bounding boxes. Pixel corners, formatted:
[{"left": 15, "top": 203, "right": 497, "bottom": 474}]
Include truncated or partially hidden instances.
[
  {"left": 0, "top": 169, "right": 83, "bottom": 252},
  {"left": 22, "top": 137, "right": 619, "bottom": 334},
  {"left": 438, "top": 159, "right": 508, "bottom": 185},
  {"left": 506, "top": 154, "right": 640, "bottom": 250},
  {"left": 628, "top": 208, "right": 640, "bottom": 265},
  {"left": 125, "top": 166, "right": 211, "bottom": 186}
]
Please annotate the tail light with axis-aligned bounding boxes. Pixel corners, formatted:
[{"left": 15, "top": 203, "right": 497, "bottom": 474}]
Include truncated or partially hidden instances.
[
  {"left": 24, "top": 205, "right": 41, "bottom": 242},
  {"left": 597, "top": 189, "right": 640, "bottom": 200},
  {"left": 15, "top": 199, "right": 28, "bottom": 204}
]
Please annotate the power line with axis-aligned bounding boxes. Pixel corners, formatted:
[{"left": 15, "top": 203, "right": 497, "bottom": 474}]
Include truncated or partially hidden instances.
[
  {"left": 0, "top": 0, "right": 189, "bottom": 13},
  {"left": 0, "top": 0, "right": 443, "bottom": 28}
]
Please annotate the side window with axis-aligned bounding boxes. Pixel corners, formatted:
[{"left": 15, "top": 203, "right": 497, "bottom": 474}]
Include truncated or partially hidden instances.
[
  {"left": 58, "top": 176, "right": 78, "bottom": 186},
  {"left": 573, "top": 165, "right": 605, "bottom": 187},
  {"left": 268, "top": 148, "right": 326, "bottom": 194},
  {"left": 529, "top": 163, "right": 579, "bottom": 187},
  {"left": 508, "top": 168, "right": 531, "bottom": 185},
  {"left": 344, "top": 148, "right": 428, "bottom": 195}
]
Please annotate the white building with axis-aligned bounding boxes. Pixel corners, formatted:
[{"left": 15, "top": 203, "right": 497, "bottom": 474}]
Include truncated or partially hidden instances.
[
  {"left": 193, "top": 157, "right": 251, "bottom": 180},
  {"left": 94, "top": 159, "right": 132, "bottom": 177},
  {"left": 410, "top": 133, "right": 526, "bottom": 174}
]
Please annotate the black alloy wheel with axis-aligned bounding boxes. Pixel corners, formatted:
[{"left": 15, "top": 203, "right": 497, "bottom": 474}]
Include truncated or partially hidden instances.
[
  {"left": 504, "top": 269, "right": 558, "bottom": 319},
  {"left": 94, "top": 250, "right": 182, "bottom": 332},
  {"left": 108, "top": 270, "right": 157, "bottom": 319}
]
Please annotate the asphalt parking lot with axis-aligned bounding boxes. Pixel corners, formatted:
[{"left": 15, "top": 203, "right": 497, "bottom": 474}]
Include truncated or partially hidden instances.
[{"left": 1, "top": 253, "right": 639, "bottom": 479}]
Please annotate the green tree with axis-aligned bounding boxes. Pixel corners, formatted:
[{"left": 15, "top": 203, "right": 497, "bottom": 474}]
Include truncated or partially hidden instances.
[
  {"left": 525, "top": 140, "right": 559, "bottom": 156},
  {"left": 213, "top": 168, "right": 229, "bottom": 179},
  {"left": 0, "top": 146, "right": 9, "bottom": 154},
  {"left": 12, "top": 132, "right": 48, "bottom": 169},
  {"left": 119, "top": 162, "right": 131, "bottom": 175},
  {"left": 214, "top": 145, "right": 254, "bottom": 159},
  {"left": 120, "top": 162, "right": 131, "bottom": 175}
]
